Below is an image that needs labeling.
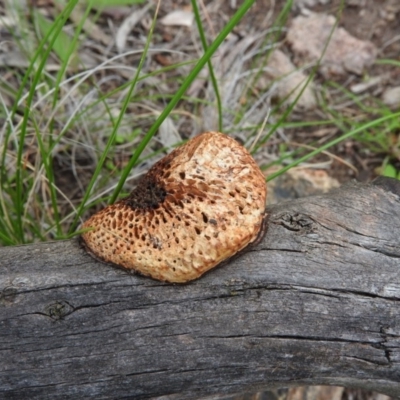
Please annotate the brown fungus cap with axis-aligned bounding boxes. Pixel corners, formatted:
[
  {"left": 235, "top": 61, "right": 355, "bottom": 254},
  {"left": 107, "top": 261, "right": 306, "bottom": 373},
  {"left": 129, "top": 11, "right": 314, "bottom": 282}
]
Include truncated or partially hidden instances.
[{"left": 81, "top": 131, "right": 267, "bottom": 283}]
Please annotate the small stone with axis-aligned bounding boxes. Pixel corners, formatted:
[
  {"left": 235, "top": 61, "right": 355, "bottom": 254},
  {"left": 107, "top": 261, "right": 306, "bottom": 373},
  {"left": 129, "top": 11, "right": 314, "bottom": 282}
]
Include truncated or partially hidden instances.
[
  {"left": 262, "top": 49, "right": 316, "bottom": 111},
  {"left": 287, "top": 12, "right": 377, "bottom": 78},
  {"left": 382, "top": 86, "right": 400, "bottom": 109}
]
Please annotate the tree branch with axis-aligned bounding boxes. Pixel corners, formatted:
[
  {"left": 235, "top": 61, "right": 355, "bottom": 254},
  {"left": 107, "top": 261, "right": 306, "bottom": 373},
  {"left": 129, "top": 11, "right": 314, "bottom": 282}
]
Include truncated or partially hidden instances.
[{"left": 1, "top": 178, "right": 400, "bottom": 399}]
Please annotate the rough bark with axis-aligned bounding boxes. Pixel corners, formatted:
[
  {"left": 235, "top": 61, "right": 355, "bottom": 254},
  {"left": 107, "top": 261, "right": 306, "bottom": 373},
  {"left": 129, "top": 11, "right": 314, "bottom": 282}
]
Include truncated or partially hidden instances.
[{"left": 1, "top": 178, "right": 400, "bottom": 399}]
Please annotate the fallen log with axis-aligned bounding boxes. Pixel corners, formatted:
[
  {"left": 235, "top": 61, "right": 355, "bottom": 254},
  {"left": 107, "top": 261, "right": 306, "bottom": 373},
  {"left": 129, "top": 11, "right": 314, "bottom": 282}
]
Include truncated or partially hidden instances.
[{"left": 1, "top": 177, "right": 400, "bottom": 399}]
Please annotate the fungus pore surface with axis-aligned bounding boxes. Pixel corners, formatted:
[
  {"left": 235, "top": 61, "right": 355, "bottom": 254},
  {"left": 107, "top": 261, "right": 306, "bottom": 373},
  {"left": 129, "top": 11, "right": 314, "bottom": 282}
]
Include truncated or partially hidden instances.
[{"left": 81, "top": 131, "right": 267, "bottom": 283}]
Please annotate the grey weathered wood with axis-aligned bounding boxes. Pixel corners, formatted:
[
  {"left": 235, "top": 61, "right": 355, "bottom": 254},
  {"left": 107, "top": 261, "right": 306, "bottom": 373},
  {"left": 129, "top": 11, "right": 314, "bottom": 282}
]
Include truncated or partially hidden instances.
[{"left": 1, "top": 178, "right": 400, "bottom": 399}]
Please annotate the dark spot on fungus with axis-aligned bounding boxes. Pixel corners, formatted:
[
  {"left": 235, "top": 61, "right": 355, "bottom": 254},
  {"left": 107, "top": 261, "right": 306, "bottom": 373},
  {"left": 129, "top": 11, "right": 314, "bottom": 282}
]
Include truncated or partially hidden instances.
[{"left": 125, "top": 177, "right": 167, "bottom": 210}]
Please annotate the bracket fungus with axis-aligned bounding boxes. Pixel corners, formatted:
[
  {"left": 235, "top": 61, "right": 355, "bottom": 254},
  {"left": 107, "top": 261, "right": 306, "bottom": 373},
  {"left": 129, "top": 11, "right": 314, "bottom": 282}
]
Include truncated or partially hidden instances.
[{"left": 81, "top": 131, "right": 267, "bottom": 283}]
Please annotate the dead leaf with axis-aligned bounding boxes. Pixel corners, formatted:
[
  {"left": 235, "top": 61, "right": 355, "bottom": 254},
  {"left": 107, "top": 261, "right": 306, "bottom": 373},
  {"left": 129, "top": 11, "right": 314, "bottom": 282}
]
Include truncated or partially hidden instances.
[
  {"left": 157, "top": 116, "right": 182, "bottom": 150},
  {"left": 382, "top": 86, "right": 400, "bottom": 109},
  {"left": 160, "top": 10, "right": 193, "bottom": 27},
  {"left": 293, "top": 0, "right": 330, "bottom": 9},
  {"left": 98, "top": 6, "right": 132, "bottom": 21},
  {"left": 116, "top": 3, "right": 152, "bottom": 53},
  {"left": 153, "top": 53, "right": 171, "bottom": 66},
  {"left": 54, "top": 0, "right": 112, "bottom": 47},
  {"left": 350, "top": 75, "right": 386, "bottom": 94}
]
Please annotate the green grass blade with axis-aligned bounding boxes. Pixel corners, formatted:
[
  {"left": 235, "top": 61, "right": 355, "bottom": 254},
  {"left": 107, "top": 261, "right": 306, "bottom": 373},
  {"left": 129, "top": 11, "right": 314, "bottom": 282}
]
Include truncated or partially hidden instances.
[
  {"left": 191, "top": 0, "right": 222, "bottom": 132},
  {"left": 9, "top": 0, "right": 79, "bottom": 242},
  {"left": 69, "top": 2, "right": 160, "bottom": 232},
  {"left": 50, "top": 1, "right": 93, "bottom": 109},
  {"left": 266, "top": 111, "right": 400, "bottom": 181},
  {"left": 34, "top": 10, "right": 78, "bottom": 67}
]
